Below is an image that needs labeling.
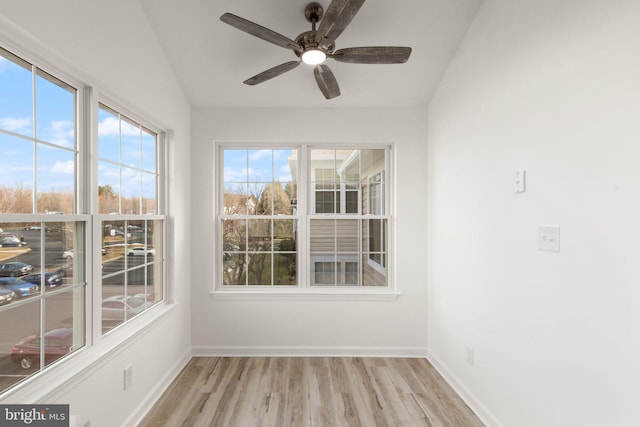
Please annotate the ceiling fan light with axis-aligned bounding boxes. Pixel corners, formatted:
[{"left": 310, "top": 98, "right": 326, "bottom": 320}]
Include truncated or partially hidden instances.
[{"left": 301, "top": 49, "right": 326, "bottom": 65}]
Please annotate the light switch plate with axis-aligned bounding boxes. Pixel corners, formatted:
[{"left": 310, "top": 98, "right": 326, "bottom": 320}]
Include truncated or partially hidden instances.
[
  {"left": 515, "top": 170, "right": 526, "bottom": 193},
  {"left": 538, "top": 226, "right": 560, "bottom": 252}
]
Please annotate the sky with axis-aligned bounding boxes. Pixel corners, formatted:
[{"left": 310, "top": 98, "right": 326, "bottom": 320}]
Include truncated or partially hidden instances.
[
  {"left": 0, "top": 50, "right": 157, "bottom": 200},
  {"left": 223, "top": 149, "right": 294, "bottom": 193}
]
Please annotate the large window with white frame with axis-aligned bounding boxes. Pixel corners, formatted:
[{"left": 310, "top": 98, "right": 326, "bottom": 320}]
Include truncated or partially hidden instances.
[
  {"left": 97, "top": 104, "right": 164, "bottom": 334},
  {"left": 0, "top": 44, "right": 167, "bottom": 395},
  {"left": 216, "top": 145, "right": 390, "bottom": 289},
  {"left": 0, "top": 46, "right": 86, "bottom": 393}
]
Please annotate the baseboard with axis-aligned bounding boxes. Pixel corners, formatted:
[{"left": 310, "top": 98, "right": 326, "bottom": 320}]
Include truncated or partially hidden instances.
[
  {"left": 192, "top": 345, "right": 429, "bottom": 358},
  {"left": 426, "top": 349, "right": 503, "bottom": 427},
  {"left": 122, "top": 348, "right": 192, "bottom": 427}
]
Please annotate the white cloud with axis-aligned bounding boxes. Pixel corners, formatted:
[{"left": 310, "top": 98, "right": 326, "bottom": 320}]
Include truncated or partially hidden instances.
[
  {"left": 0, "top": 117, "right": 32, "bottom": 134},
  {"left": 249, "top": 149, "right": 272, "bottom": 161},
  {"left": 98, "top": 116, "right": 140, "bottom": 137},
  {"left": 51, "top": 160, "right": 74, "bottom": 174},
  {"left": 46, "top": 120, "right": 74, "bottom": 148}
]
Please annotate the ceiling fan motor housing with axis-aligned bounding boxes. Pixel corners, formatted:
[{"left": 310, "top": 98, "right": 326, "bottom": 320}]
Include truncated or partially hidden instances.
[{"left": 296, "top": 31, "right": 334, "bottom": 56}]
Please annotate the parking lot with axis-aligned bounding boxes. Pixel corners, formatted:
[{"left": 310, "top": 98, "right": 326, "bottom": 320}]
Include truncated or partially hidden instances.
[{"left": 0, "top": 226, "right": 158, "bottom": 391}]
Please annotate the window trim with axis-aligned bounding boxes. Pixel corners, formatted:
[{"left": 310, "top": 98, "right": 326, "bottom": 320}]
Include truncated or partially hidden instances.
[{"left": 213, "top": 142, "right": 398, "bottom": 299}]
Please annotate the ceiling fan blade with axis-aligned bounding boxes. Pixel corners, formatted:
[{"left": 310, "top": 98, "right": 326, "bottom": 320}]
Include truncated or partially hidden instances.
[
  {"left": 243, "top": 61, "right": 301, "bottom": 86},
  {"left": 313, "top": 64, "right": 341, "bottom": 99},
  {"left": 220, "top": 13, "right": 300, "bottom": 52},
  {"left": 331, "top": 47, "right": 412, "bottom": 64},
  {"left": 317, "top": 0, "right": 365, "bottom": 47}
]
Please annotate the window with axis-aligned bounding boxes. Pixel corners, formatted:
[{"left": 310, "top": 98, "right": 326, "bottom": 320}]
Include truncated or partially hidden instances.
[
  {"left": 0, "top": 47, "right": 85, "bottom": 392},
  {"left": 217, "top": 145, "right": 391, "bottom": 290},
  {"left": 0, "top": 45, "right": 167, "bottom": 395},
  {"left": 97, "top": 104, "right": 164, "bottom": 334},
  {"left": 97, "top": 104, "right": 158, "bottom": 215}
]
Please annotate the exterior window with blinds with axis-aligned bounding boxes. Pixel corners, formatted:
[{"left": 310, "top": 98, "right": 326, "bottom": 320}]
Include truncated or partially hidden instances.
[{"left": 216, "top": 145, "right": 391, "bottom": 290}]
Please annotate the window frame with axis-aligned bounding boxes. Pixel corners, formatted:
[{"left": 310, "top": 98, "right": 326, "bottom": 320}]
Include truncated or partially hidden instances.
[
  {"left": 0, "top": 39, "right": 171, "bottom": 398},
  {"left": 93, "top": 98, "right": 167, "bottom": 336},
  {"left": 213, "top": 143, "right": 397, "bottom": 300}
]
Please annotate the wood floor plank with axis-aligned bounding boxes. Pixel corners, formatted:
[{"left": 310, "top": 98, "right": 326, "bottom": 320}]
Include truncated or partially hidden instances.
[{"left": 139, "top": 357, "right": 485, "bottom": 427}]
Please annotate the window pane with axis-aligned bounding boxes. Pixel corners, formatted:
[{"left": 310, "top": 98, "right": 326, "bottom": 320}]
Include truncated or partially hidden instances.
[
  {"left": 0, "top": 299, "right": 40, "bottom": 381},
  {"left": 98, "top": 106, "right": 120, "bottom": 162},
  {"left": 141, "top": 129, "right": 157, "bottom": 172},
  {"left": 46, "top": 221, "right": 83, "bottom": 291},
  {"left": 102, "top": 272, "right": 125, "bottom": 333},
  {"left": 314, "top": 261, "right": 335, "bottom": 285},
  {"left": 274, "top": 252, "right": 296, "bottom": 285},
  {"left": 98, "top": 161, "right": 120, "bottom": 214},
  {"left": 224, "top": 185, "right": 249, "bottom": 215},
  {"left": 37, "top": 145, "right": 75, "bottom": 214},
  {"left": 101, "top": 219, "right": 162, "bottom": 333},
  {"left": 223, "top": 149, "right": 247, "bottom": 183},
  {"left": 0, "top": 134, "right": 34, "bottom": 213},
  {"left": 223, "top": 149, "right": 296, "bottom": 217},
  {"left": 0, "top": 220, "right": 85, "bottom": 393},
  {"left": 247, "top": 252, "right": 272, "bottom": 285},
  {"left": 142, "top": 171, "right": 157, "bottom": 215},
  {"left": 223, "top": 253, "right": 246, "bottom": 286},
  {"left": 247, "top": 219, "right": 270, "bottom": 252},
  {"left": 98, "top": 104, "right": 156, "bottom": 215},
  {"left": 310, "top": 219, "right": 335, "bottom": 253},
  {"left": 121, "top": 116, "right": 141, "bottom": 168},
  {"left": 223, "top": 219, "right": 246, "bottom": 252},
  {"left": 257, "top": 183, "right": 292, "bottom": 216},
  {"left": 35, "top": 69, "right": 75, "bottom": 148},
  {"left": 121, "top": 168, "right": 141, "bottom": 214},
  {"left": 43, "top": 287, "right": 84, "bottom": 368},
  {"left": 336, "top": 219, "right": 358, "bottom": 253},
  {"left": 0, "top": 48, "right": 33, "bottom": 138}
]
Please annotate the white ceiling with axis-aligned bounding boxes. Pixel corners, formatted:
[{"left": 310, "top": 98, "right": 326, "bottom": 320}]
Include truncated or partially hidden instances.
[{"left": 140, "top": 0, "right": 482, "bottom": 108}]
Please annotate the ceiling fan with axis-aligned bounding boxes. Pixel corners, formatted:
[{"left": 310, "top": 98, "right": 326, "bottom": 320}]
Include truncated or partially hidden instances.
[{"left": 220, "top": 0, "right": 412, "bottom": 99}]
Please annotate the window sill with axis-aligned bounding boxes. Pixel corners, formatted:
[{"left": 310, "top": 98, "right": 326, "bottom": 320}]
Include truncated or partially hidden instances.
[{"left": 210, "top": 288, "right": 401, "bottom": 301}]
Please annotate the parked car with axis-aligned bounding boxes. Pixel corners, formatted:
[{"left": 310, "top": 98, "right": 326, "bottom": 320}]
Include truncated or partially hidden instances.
[
  {"left": 126, "top": 247, "right": 155, "bottom": 257},
  {"left": 22, "top": 272, "right": 63, "bottom": 289},
  {"left": 102, "top": 295, "right": 149, "bottom": 322},
  {"left": 0, "top": 235, "right": 26, "bottom": 247},
  {"left": 11, "top": 328, "right": 74, "bottom": 370},
  {"left": 0, "top": 287, "right": 16, "bottom": 305},
  {"left": 56, "top": 265, "right": 73, "bottom": 277},
  {"left": 63, "top": 249, "right": 73, "bottom": 259},
  {"left": 0, "top": 277, "right": 39, "bottom": 297},
  {"left": 0, "top": 262, "right": 34, "bottom": 277}
]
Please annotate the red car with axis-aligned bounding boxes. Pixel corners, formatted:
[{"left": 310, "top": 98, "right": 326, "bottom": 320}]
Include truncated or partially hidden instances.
[{"left": 12, "top": 328, "right": 74, "bottom": 370}]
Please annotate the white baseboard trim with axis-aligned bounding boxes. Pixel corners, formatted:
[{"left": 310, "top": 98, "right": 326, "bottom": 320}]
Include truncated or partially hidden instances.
[
  {"left": 426, "top": 348, "right": 503, "bottom": 427},
  {"left": 193, "top": 345, "right": 429, "bottom": 358},
  {"left": 123, "top": 349, "right": 192, "bottom": 427}
]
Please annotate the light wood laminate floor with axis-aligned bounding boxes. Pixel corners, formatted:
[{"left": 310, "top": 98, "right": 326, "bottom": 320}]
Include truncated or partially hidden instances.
[{"left": 139, "top": 357, "right": 484, "bottom": 427}]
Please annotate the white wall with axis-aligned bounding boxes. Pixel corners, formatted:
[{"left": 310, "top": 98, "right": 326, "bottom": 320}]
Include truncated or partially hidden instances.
[
  {"left": 0, "top": 2, "right": 192, "bottom": 426},
  {"left": 427, "top": 0, "right": 640, "bottom": 426},
  {"left": 191, "top": 107, "right": 429, "bottom": 355}
]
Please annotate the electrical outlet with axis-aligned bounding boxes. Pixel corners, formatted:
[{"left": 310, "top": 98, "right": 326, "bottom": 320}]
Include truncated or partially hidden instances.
[
  {"left": 538, "top": 226, "right": 560, "bottom": 252},
  {"left": 124, "top": 365, "right": 133, "bottom": 390}
]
